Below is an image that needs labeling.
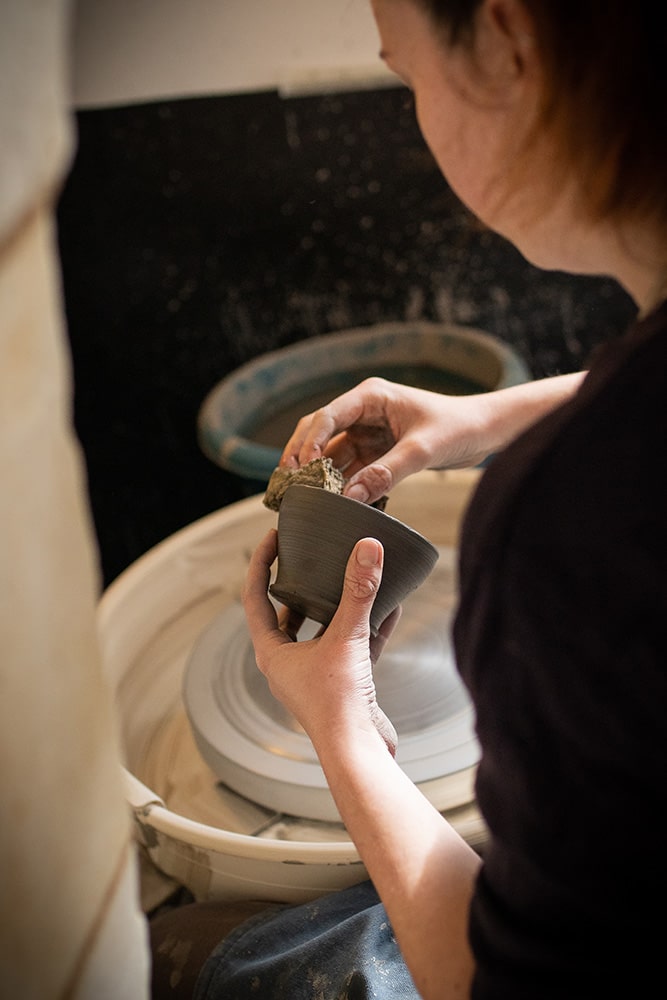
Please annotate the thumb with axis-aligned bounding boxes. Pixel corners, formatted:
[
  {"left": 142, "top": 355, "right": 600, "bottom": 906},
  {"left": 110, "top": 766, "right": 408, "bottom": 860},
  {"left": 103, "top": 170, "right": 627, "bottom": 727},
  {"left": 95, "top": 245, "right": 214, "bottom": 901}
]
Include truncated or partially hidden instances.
[{"left": 330, "top": 537, "right": 383, "bottom": 638}]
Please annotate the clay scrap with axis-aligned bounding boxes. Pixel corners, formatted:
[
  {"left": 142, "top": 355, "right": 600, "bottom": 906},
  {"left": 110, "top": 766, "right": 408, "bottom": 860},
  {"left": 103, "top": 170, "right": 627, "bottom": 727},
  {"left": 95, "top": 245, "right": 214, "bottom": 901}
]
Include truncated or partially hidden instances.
[
  {"left": 263, "top": 457, "right": 345, "bottom": 511},
  {"left": 263, "top": 456, "right": 389, "bottom": 513}
]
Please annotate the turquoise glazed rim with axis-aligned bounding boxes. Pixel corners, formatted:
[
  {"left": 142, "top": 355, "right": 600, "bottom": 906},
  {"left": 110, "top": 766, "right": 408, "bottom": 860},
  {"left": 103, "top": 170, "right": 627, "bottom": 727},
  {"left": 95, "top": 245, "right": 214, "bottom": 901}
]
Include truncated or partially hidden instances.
[{"left": 198, "top": 321, "right": 531, "bottom": 484}]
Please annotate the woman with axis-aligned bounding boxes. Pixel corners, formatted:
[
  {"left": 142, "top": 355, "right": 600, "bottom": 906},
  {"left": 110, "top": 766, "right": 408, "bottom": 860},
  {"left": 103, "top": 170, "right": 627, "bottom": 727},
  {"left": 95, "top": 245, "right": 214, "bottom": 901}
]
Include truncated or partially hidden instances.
[{"left": 151, "top": 2, "right": 666, "bottom": 996}]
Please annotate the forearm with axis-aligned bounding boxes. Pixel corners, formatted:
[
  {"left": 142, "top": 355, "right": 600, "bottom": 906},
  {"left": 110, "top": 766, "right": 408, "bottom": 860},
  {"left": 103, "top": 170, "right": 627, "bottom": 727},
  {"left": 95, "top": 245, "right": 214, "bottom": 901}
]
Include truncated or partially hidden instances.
[
  {"left": 409, "top": 371, "right": 587, "bottom": 476},
  {"left": 314, "top": 723, "right": 481, "bottom": 1000},
  {"left": 473, "top": 371, "right": 586, "bottom": 458}
]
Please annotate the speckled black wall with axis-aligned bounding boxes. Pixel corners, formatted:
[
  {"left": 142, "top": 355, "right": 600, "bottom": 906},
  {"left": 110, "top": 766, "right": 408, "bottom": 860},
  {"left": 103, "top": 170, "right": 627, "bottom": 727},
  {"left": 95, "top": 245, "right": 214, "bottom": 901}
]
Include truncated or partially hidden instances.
[{"left": 57, "top": 87, "right": 635, "bottom": 587}]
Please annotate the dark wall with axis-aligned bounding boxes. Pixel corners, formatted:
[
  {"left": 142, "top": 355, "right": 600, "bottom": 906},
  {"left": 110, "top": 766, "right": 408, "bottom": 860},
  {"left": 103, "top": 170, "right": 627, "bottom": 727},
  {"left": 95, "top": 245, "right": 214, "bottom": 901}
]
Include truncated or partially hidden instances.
[{"left": 56, "top": 86, "right": 635, "bottom": 587}]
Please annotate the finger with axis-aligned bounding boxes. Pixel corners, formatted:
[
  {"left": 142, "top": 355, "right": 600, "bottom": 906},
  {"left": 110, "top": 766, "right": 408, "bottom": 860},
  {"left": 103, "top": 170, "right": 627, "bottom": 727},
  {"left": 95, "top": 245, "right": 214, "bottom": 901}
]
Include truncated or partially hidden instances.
[
  {"left": 242, "top": 530, "right": 284, "bottom": 641},
  {"left": 328, "top": 537, "right": 384, "bottom": 641},
  {"left": 342, "top": 434, "right": 431, "bottom": 503},
  {"left": 279, "top": 410, "right": 332, "bottom": 468},
  {"left": 369, "top": 705, "right": 399, "bottom": 758},
  {"left": 369, "top": 604, "right": 402, "bottom": 665},
  {"left": 343, "top": 462, "right": 396, "bottom": 505},
  {"left": 281, "top": 386, "right": 373, "bottom": 467},
  {"left": 378, "top": 604, "right": 402, "bottom": 640},
  {"left": 317, "top": 431, "right": 362, "bottom": 475},
  {"left": 277, "top": 604, "right": 305, "bottom": 641}
]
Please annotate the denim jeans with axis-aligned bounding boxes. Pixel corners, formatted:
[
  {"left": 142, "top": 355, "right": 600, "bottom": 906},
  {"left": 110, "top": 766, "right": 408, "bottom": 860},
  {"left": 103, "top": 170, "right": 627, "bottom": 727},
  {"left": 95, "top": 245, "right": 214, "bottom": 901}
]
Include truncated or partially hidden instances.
[{"left": 194, "top": 880, "right": 420, "bottom": 999}]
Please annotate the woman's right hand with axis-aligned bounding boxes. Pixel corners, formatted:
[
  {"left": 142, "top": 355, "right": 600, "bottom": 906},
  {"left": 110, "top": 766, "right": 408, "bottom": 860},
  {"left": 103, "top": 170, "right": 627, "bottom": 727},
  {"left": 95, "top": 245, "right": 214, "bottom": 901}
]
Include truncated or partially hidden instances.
[{"left": 280, "top": 377, "right": 491, "bottom": 505}]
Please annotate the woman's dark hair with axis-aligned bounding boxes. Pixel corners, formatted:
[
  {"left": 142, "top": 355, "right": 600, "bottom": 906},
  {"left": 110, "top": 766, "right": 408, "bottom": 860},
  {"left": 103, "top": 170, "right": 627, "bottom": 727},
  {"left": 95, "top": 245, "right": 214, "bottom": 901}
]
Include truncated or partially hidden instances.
[{"left": 413, "top": 0, "right": 667, "bottom": 230}]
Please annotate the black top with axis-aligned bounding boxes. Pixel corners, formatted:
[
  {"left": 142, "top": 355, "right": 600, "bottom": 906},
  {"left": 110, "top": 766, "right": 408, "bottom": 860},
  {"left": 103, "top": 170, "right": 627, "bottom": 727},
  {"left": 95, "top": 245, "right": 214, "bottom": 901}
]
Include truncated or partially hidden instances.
[{"left": 454, "top": 302, "right": 667, "bottom": 997}]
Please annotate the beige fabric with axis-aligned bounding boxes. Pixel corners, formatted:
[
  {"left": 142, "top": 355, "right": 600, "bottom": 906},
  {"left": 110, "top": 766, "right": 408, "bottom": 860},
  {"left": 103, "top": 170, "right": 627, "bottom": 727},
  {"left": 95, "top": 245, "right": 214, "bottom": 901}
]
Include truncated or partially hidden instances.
[
  {"left": 0, "top": 1, "right": 150, "bottom": 996},
  {"left": 0, "top": 0, "right": 73, "bottom": 244},
  {"left": 0, "top": 201, "right": 150, "bottom": 1000},
  {"left": 72, "top": 848, "right": 150, "bottom": 1000}
]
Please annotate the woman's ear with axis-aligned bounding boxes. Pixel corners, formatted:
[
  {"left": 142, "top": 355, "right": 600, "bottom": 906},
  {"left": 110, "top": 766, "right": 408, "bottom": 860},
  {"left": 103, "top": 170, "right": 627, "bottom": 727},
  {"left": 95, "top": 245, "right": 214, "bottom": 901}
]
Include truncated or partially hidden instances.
[{"left": 473, "top": 0, "right": 538, "bottom": 89}]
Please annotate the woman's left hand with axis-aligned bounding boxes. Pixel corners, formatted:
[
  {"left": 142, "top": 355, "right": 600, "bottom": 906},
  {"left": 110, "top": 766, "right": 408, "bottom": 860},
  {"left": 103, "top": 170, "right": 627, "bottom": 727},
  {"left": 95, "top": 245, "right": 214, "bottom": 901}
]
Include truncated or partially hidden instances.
[{"left": 242, "top": 528, "right": 400, "bottom": 757}]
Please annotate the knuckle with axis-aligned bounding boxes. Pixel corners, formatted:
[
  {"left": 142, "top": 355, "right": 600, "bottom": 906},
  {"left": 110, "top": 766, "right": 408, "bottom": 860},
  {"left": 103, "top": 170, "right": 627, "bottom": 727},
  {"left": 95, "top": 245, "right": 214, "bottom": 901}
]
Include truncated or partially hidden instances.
[
  {"left": 312, "top": 400, "right": 337, "bottom": 426},
  {"left": 363, "top": 463, "right": 395, "bottom": 494},
  {"left": 358, "top": 375, "right": 389, "bottom": 394},
  {"left": 346, "top": 573, "right": 380, "bottom": 602},
  {"left": 404, "top": 435, "right": 432, "bottom": 467}
]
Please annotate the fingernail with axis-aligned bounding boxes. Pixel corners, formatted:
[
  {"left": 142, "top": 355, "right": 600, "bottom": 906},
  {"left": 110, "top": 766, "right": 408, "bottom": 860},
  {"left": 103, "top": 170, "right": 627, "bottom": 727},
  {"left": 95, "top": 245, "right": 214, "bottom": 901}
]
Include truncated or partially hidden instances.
[
  {"left": 357, "top": 538, "right": 381, "bottom": 567},
  {"left": 346, "top": 483, "right": 369, "bottom": 503}
]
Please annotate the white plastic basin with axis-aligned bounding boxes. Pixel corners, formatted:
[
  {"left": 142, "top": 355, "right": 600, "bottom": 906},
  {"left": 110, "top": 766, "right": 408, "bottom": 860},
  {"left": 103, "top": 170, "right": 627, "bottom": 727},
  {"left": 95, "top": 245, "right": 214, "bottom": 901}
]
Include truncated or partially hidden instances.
[{"left": 98, "top": 469, "right": 486, "bottom": 904}]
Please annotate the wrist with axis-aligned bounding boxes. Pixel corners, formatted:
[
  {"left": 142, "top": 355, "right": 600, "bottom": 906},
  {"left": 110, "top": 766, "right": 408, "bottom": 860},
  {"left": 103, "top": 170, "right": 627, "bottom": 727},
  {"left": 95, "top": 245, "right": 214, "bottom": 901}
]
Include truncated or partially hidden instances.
[{"left": 310, "top": 709, "right": 392, "bottom": 764}]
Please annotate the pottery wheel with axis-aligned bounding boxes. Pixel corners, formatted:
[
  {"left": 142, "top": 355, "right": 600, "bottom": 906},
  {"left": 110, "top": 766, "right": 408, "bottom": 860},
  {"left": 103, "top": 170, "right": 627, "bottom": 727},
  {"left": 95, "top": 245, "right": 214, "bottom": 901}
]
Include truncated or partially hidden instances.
[{"left": 183, "top": 546, "right": 479, "bottom": 821}]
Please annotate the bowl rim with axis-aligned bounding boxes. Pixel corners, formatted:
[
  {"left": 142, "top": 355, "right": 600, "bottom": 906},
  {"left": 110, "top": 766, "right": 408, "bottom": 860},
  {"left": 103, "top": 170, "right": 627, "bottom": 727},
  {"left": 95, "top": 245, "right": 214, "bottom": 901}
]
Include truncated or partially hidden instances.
[{"left": 197, "top": 321, "right": 531, "bottom": 481}]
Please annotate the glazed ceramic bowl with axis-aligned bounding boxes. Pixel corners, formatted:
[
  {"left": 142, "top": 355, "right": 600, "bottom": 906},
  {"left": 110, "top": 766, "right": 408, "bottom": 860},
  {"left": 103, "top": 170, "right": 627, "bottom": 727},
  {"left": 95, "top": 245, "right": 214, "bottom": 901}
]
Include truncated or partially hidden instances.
[
  {"left": 198, "top": 321, "right": 531, "bottom": 485},
  {"left": 269, "top": 484, "right": 439, "bottom": 634}
]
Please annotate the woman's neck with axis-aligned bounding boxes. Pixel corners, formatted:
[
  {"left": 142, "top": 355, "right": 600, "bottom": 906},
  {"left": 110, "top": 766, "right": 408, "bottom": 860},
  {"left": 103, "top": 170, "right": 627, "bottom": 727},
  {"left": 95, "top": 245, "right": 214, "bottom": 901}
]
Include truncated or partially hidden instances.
[{"left": 607, "top": 219, "right": 667, "bottom": 317}]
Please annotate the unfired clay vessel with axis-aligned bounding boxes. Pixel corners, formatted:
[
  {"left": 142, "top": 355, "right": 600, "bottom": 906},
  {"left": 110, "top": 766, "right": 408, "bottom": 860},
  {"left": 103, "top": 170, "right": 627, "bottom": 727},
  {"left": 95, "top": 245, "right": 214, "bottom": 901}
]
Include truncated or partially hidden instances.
[{"left": 269, "top": 484, "right": 439, "bottom": 634}]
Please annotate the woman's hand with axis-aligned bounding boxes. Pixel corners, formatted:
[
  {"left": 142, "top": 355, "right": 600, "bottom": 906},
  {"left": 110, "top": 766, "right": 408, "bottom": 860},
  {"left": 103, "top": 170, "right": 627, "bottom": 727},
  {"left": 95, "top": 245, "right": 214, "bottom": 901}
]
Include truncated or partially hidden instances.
[
  {"left": 280, "top": 373, "right": 586, "bottom": 505},
  {"left": 243, "top": 529, "right": 481, "bottom": 1000},
  {"left": 242, "top": 528, "right": 401, "bottom": 756},
  {"left": 280, "top": 377, "right": 488, "bottom": 505}
]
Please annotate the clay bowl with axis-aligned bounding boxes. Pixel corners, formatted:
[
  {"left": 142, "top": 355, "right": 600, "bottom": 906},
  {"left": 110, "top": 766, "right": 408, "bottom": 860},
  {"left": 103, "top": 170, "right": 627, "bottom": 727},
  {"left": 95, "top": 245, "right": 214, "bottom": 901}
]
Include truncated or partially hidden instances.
[{"left": 269, "top": 485, "right": 439, "bottom": 635}]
